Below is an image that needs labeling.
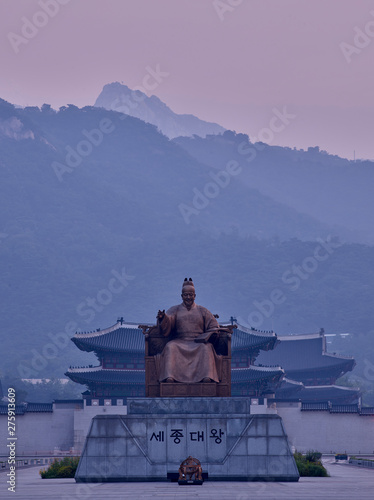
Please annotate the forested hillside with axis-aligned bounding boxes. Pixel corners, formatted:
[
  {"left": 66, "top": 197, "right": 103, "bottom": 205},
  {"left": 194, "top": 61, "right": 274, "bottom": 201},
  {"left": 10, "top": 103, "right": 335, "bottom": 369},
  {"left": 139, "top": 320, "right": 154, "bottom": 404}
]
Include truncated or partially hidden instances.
[
  {"left": 0, "top": 99, "right": 373, "bottom": 383},
  {"left": 175, "top": 132, "right": 374, "bottom": 245}
]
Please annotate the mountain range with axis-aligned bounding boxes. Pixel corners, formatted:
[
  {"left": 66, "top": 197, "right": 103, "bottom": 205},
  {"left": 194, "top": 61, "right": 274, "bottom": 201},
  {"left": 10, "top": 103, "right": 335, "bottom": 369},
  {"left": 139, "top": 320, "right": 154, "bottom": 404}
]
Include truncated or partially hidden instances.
[
  {"left": 94, "top": 82, "right": 226, "bottom": 139},
  {"left": 0, "top": 91, "right": 373, "bottom": 382}
]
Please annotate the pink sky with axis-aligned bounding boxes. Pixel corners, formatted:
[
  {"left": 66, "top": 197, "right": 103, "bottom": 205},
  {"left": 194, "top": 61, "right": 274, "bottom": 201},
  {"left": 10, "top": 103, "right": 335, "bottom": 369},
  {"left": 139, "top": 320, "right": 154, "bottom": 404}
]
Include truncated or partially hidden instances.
[{"left": 1, "top": 0, "right": 374, "bottom": 159}]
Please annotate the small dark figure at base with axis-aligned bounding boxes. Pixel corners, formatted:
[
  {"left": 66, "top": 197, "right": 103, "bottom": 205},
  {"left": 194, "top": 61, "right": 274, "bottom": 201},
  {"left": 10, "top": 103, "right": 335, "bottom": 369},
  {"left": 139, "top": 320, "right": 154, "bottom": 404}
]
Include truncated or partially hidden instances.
[{"left": 178, "top": 456, "right": 203, "bottom": 485}]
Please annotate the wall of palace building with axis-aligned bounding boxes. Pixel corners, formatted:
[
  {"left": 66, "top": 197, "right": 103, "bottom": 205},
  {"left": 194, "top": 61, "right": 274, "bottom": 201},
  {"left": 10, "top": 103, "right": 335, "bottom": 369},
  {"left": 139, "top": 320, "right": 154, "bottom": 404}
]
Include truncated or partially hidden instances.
[
  {"left": 73, "top": 401, "right": 128, "bottom": 453},
  {"left": 0, "top": 399, "right": 128, "bottom": 457},
  {"left": 1, "top": 399, "right": 373, "bottom": 457},
  {"left": 277, "top": 402, "right": 374, "bottom": 454},
  {"left": 0, "top": 403, "right": 76, "bottom": 457}
]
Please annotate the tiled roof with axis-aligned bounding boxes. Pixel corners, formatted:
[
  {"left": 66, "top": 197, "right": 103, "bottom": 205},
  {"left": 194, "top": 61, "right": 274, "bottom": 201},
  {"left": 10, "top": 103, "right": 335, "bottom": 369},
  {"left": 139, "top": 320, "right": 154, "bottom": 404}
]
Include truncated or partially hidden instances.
[
  {"left": 330, "top": 404, "right": 360, "bottom": 413},
  {"left": 25, "top": 402, "right": 53, "bottom": 412},
  {"left": 301, "top": 402, "right": 330, "bottom": 411},
  {"left": 278, "top": 377, "right": 304, "bottom": 389},
  {"left": 65, "top": 368, "right": 145, "bottom": 385},
  {"left": 72, "top": 326, "right": 144, "bottom": 353},
  {"left": 231, "top": 326, "right": 277, "bottom": 351},
  {"left": 71, "top": 321, "right": 277, "bottom": 354},
  {"left": 0, "top": 404, "right": 27, "bottom": 415},
  {"left": 301, "top": 402, "right": 365, "bottom": 413},
  {"left": 256, "top": 334, "right": 355, "bottom": 372},
  {"left": 360, "top": 407, "right": 374, "bottom": 415},
  {"left": 275, "top": 378, "right": 304, "bottom": 396},
  {"left": 66, "top": 365, "right": 284, "bottom": 385},
  {"left": 276, "top": 380, "right": 360, "bottom": 404},
  {"left": 231, "top": 365, "right": 284, "bottom": 383},
  {"left": 53, "top": 399, "right": 84, "bottom": 404},
  {"left": 0, "top": 402, "right": 53, "bottom": 414},
  {"left": 299, "top": 385, "right": 360, "bottom": 404}
]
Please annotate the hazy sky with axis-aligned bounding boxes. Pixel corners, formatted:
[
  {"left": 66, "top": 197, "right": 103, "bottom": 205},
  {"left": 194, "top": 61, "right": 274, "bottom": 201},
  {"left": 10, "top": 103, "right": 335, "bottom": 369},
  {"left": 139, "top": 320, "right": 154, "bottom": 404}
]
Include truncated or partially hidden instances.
[{"left": 1, "top": 0, "right": 374, "bottom": 159}]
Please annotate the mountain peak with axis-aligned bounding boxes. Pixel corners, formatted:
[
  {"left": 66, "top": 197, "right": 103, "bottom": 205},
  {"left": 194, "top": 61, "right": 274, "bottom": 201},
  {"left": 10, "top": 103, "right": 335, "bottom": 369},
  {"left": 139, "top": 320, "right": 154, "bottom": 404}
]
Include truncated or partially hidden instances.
[{"left": 94, "top": 82, "right": 225, "bottom": 139}]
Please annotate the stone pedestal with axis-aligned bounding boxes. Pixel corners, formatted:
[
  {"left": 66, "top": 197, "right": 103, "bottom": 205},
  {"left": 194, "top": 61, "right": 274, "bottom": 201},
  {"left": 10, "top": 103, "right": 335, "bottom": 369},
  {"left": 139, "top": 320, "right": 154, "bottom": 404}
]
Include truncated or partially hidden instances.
[
  {"left": 160, "top": 381, "right": 218, "bottom": 397},
  {"left": 75, "top": 398, "right": 299, "bottom": 482}
]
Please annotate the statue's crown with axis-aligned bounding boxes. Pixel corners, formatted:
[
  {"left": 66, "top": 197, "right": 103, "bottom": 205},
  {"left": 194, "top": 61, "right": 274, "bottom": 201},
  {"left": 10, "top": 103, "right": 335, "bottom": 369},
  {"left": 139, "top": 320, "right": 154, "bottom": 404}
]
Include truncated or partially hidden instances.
[{"left": 182, "top": 277, "right": 194, "bottom": 289}]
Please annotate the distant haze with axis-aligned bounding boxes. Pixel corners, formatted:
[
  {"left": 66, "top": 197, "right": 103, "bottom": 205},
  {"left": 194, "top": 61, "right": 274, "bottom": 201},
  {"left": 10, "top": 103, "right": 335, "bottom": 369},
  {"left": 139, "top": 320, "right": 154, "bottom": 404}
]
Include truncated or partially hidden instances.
[
  {"left": 94, "top": 82, "right": 226, "bottom": 138},
  {"left": 1, "top": 0, "right": 374, "bottom": 159}
]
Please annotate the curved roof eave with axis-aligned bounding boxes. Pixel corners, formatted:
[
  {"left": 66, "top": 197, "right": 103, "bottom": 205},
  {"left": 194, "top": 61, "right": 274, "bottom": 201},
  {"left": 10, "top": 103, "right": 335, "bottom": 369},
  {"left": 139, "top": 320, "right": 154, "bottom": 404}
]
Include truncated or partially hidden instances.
[{"left": 70, "top": 321, "right": 279, "bottom": 354}]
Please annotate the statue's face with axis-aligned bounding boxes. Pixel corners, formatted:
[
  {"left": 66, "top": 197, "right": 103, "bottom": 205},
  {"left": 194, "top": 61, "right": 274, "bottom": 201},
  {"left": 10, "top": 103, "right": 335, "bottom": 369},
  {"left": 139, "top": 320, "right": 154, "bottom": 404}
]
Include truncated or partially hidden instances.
[{"left": 181, "top": 286, "right": 196, "bottom": 308}]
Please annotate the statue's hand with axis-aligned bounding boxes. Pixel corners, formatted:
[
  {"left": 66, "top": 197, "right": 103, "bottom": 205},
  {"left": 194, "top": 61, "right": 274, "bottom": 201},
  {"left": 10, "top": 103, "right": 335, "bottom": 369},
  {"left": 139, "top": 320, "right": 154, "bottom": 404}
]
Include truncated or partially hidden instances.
[
  {"left": 157, "top": 309, "right": 165, "bottom": 322},
  {"left": 194, "top": 331, "right": 213, "bottom": 343}
]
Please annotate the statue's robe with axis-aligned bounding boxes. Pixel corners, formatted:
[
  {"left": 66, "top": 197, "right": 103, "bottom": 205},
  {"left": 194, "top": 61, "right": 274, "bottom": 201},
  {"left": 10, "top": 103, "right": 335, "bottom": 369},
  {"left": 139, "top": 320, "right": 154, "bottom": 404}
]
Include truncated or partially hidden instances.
[{"left": 156, "top": 302, "right": 220, "bottom": 383}]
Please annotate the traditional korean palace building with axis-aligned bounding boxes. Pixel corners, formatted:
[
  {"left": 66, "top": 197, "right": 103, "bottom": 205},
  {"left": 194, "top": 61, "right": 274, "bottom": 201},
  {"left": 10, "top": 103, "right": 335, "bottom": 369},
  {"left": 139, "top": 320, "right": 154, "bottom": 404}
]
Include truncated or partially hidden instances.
[
  {"left": 0, "top": 321, "right": 368, "bottom": 458},
  {"left": 256, "top": 333, "right": 355, "bottom": 386},
  {"left": 66, "top": 320, "right": 359, "bottom": 405},
  {"left": 257, "top": 332, "right": 358, "bottom": 404}
]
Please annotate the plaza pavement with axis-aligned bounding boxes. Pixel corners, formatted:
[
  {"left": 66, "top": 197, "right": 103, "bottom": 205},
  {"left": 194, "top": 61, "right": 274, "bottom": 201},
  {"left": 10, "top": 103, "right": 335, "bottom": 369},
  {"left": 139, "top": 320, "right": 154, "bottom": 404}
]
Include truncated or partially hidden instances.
[{"left": 1, "top": 458, "right": 373, "bottom": 500}]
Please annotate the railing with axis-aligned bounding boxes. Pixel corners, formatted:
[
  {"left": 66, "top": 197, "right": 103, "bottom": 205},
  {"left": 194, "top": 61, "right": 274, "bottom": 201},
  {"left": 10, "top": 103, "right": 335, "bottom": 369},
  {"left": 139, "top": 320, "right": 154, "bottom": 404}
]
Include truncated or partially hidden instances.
[
  {"left": 301, "top": 403, "right": 374, "bottom": 414},
  {"left": 349, "top": 458, "right": 374, "bottom": 469},
  {"left": 0, "top": 457, "right": 57, "bottom": 472},
  {"left": 301, "top": 402, "right": 330, "bottom": 411},
  {"left": 360, "top": 407, "right": 374, "bottom": 415}
]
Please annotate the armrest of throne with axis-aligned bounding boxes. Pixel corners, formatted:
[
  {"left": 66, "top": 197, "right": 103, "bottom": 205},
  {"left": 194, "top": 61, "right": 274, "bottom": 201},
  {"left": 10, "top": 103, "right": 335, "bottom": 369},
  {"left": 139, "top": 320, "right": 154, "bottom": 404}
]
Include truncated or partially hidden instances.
[
  {"left": 209, "top": 325, "right": 236, "bottom": 356},
  {"left": 139, "top": 324, "right": 168, "bottom": 356}
]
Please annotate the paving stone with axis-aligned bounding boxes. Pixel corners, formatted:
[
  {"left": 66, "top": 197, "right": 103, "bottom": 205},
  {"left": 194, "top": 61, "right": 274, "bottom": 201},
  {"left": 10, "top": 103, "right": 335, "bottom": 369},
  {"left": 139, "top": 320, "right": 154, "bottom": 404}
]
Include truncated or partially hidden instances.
[{"left": 5, "top": 460, "right": 374, "bottom": 500}]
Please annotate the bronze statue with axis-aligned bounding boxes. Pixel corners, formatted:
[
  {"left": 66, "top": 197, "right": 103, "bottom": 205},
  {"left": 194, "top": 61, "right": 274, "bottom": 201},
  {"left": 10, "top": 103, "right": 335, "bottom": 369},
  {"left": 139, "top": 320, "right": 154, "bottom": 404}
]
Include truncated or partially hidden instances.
[
  {"left": 178, "top": 456, "right": 203, "bottom": 483},
  {"left": 140, "top": 277, "right": 233, "bottom": 397},
  {"left": 156, "top": 278, "right": 220, "bottom": 383}
]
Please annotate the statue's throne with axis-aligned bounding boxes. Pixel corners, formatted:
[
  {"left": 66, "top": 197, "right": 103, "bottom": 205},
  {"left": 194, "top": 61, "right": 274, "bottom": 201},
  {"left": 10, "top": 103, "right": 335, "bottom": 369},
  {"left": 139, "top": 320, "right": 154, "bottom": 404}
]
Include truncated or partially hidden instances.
[{"left": 139, "top": 324, "right": 235, "bottom": 397}]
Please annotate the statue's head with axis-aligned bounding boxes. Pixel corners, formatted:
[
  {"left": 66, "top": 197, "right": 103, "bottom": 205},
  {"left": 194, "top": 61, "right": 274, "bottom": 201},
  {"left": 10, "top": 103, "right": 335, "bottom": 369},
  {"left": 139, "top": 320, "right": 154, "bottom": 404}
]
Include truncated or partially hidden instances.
[{"left": 181, "top": 277, "right": 196, "bottom": 309}]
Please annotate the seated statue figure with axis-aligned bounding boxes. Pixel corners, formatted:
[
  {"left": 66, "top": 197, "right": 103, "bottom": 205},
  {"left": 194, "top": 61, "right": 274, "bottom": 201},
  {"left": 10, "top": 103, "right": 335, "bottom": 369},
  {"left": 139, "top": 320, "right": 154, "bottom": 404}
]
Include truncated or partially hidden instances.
[{"left": 156, "top": 278, "right": 220, "bottom": 383}]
